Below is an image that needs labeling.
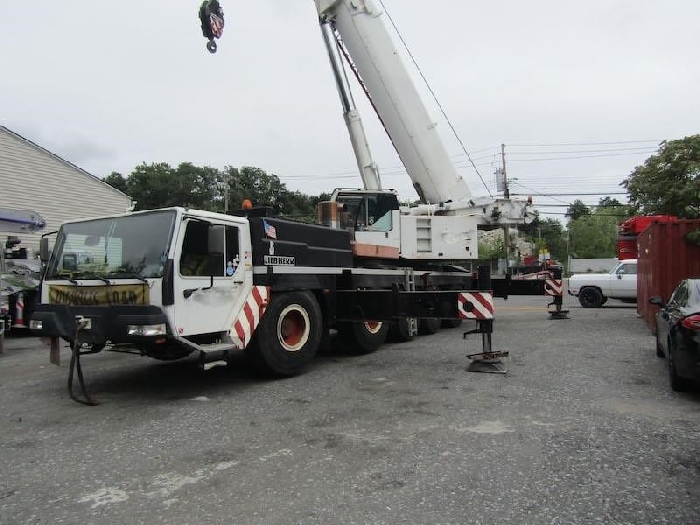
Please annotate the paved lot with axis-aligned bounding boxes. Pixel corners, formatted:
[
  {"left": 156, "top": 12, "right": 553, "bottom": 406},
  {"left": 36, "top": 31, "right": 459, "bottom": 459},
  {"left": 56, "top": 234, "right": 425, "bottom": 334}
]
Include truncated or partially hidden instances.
[{"left": 1, "top": 296, "right": 699, "bottom": 524}]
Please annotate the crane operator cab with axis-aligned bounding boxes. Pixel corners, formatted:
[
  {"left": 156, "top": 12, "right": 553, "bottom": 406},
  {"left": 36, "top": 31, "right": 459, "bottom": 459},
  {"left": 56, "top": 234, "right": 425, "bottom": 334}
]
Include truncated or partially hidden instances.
[{"left": 318, "top": 189, "right": 402, "bottom": 260}]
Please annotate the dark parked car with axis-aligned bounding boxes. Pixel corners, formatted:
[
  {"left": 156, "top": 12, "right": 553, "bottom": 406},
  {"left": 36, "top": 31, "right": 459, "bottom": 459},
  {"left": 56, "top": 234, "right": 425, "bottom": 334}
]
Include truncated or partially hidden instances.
[{"left": 649, "top": 278, "right": 700, "bottom": 391}]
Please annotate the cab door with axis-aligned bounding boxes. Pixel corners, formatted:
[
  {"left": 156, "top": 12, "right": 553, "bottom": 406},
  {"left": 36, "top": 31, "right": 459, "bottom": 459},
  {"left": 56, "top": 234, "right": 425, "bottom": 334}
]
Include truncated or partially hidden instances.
[
  {"left": 172, "top": 217, "right": 251, "bottom": 338},
  {"left": 610, "top": 262, "right": 637, "bottom": 299}
]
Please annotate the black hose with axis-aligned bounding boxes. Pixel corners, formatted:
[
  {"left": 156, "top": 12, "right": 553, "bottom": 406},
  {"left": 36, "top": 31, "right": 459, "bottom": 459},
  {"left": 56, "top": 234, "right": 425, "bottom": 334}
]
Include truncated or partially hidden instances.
[{"left": 68, "top": 325, "right": 99, "bottom": 406}]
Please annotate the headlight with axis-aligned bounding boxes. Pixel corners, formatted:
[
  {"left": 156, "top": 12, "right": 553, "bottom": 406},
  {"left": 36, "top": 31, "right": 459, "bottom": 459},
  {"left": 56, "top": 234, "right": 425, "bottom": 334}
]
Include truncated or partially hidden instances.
[
  {"left": 127, "top": 323, "right": 167, "bottom": 337},
  {"left": 30, "top": 320, "right": 43, "bottom": 330}
]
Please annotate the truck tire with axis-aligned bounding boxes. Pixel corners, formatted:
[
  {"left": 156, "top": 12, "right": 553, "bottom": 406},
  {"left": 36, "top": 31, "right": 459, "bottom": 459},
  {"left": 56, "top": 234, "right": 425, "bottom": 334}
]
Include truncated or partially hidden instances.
[
  {"left": 337, "top": 321, "right": 389, "bottom": 354},
  {"left": 245, "top": 291, "right": 322, "bottom": 377},
  {"left": 578, "top": 287, "right": 603, "bottom": 308},
  {"left": 418, "top": 317, "right": 441, "bottom": 335},
  {"left": 668, "top": 340, "right": 692, "bottom": 392},
  {"left": 388, "top": 317, "right": 414, "bottom": 343}
]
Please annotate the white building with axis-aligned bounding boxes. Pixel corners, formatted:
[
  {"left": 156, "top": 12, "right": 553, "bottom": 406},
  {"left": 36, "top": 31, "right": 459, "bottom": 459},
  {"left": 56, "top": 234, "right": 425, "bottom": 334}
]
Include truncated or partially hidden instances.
[{"left": 0, "top": 125, "right": 132, "bottom": 255}]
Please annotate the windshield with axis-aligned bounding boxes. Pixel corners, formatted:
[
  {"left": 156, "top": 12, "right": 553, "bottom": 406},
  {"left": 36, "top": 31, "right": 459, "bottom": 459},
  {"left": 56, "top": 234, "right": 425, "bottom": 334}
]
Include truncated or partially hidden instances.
[{"left": 46, "top": 211, "right": 177, "bottom": 280}]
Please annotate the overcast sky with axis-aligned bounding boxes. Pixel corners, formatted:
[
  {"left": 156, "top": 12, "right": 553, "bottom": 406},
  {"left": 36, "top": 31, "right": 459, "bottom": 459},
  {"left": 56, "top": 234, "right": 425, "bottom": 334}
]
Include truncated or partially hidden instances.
[{"left": 1, "top": 1, "right": 698, "bottom": 219}]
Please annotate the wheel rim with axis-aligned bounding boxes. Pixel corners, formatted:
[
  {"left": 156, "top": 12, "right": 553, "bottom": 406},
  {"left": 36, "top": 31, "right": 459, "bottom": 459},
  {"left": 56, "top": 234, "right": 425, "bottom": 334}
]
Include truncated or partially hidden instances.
[
  {"left": 364, "top": 321, "right": 383, "bottom": 335},
  {"left": 581, "top": 290, "right": 591, "bottom": 305},
  {"left": 277, "top": 304, "right": 310, "bottom": 352},
  {"left": 580, "top": 289, "right": 597, "bottom": 307}
]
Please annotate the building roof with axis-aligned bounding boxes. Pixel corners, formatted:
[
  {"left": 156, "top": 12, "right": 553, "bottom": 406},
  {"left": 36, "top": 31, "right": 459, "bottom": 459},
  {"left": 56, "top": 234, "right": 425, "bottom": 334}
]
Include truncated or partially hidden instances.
[{"left": 0, "top": 125, "right": 131, "bottom": 203}]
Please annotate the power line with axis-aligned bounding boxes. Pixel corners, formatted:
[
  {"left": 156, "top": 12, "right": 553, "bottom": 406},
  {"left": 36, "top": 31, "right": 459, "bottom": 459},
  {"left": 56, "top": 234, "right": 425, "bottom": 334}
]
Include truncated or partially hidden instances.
[
  {"left": 503, "top": 146, "right": 658, "bottom": 155},
  {"left": 509, "top": 151, "right": 657, "bottom": 163},
  {"left": 512, "top": 192, "right": 627, "bottom": 196},
  {"left": 505, "top": 139, "right": 662, "bottom": 147}
]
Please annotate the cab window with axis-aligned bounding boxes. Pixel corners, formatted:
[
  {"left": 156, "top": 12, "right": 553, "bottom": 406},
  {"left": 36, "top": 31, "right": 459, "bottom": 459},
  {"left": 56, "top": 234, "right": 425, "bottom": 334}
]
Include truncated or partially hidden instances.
[
  {"left": 618, "top": 263, "right": 637, "bottom": 275},
  {"left": 180, "top": 221, "right": 240, "bottom": 277}
]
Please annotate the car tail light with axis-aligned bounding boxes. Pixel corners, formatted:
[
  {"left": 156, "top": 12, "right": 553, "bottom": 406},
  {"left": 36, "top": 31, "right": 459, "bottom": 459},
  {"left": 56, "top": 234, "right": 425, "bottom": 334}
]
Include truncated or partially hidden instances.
[{"left": 680, "top": 314, "right": 700, "bottom": 330}]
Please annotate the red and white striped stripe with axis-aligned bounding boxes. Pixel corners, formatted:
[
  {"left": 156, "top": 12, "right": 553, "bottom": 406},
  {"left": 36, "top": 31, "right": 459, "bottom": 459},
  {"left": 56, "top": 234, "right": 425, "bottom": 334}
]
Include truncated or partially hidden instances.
[
  {"left": 231, "top": 286, "right": 270, "bottom": 349},
  {"left": 457, "top": 292, "right": 494, "bottom": 320},
  {"left": 12, "top": 292, "right": 25, "bottom": 328},
  {"left": 545, "top": 279, "right": 563, "bottom": 296}
]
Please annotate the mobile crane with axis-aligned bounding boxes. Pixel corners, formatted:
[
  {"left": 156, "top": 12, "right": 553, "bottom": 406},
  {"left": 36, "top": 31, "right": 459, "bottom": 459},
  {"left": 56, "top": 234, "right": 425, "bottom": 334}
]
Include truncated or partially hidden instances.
[
  {"left": 30, "top": 0, "right": 564, "bottom": 403},
  {"left": 0, "top": 208, "right": 45, "bottom": 353}
]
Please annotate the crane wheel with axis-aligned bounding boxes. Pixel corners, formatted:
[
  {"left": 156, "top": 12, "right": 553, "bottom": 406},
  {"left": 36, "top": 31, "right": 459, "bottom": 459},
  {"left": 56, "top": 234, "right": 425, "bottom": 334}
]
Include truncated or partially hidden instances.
[
  {"left": 418, "top": 318, "right": 441, "bottom": 335},
  {"left": 206, "top": 40, "right": 218, "bottom": 53},
  {"left": 337, "top": 321, "right": 389, "bottom": 354},
  {"left": 388, "top": 317, "right": 414, "bottom": 343},
  {"left": 245, "top": 291, "right": 322, "bottom": 376}
]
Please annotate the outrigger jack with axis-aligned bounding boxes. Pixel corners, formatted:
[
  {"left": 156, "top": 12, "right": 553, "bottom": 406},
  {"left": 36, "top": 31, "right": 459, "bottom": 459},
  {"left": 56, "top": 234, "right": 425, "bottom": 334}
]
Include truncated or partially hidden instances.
[{"left": 464, "top": 320, "right": 509, "bottom": 375}]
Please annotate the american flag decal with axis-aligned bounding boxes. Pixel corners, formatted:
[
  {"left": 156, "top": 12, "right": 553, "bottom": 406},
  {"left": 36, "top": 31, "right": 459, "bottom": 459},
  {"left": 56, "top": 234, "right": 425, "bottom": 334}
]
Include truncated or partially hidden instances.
[
  {"left": 457, "top": 292, "right": 495, "bottom": 320},
  {"left": 263, "top": 219, "right": 277, "bottom": 239},
  {"left": 210, "top": 14, "right": 224, "bottom": 38},
  {"left": 231, "top": 286, "right": 270, "bottom": 349}
]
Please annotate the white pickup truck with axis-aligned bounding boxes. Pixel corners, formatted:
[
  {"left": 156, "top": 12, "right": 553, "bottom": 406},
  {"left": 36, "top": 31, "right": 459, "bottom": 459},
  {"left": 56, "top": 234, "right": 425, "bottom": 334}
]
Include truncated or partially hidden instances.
[{"left": 568, "top": 259, "right": 637, "bottom": 308}]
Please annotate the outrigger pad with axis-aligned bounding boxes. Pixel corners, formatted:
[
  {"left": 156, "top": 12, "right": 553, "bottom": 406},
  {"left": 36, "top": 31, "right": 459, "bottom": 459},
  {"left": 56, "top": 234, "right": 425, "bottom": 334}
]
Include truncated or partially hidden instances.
[{"left": 466, "top": 351, "right": 509, "bottom": 375}]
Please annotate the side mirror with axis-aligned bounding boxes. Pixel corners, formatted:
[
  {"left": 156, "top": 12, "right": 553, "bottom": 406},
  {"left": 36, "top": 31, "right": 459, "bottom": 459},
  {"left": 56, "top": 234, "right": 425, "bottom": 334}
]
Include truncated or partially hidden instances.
[
  {"left": 39, "top": 237, "right": 50, "bottom": 263},
  {"left": 649, "top": 296, "right": 665, "bottom": 308}
]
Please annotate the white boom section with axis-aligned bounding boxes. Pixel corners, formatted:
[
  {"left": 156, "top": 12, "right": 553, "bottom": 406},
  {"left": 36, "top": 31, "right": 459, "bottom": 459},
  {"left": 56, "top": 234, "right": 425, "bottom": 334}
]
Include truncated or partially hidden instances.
[
  {"left": 320, "top": 20, "right": 382, "bottom": 191},
  {"left": 316, "top": 0, "right": 471, "bottom": 205}
]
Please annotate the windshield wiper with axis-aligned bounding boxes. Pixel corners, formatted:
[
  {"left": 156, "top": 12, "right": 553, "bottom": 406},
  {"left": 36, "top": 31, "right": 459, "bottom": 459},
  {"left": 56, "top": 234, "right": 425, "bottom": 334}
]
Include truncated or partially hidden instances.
[
  {"left": 72, "top": 271, "right": 112, "bottom": 284},
  {"left": 51, "top": 274, "right": 79, "bottom": 285},
  {"left": 108, "top": 270, "right": 148, "bottom": 283}
]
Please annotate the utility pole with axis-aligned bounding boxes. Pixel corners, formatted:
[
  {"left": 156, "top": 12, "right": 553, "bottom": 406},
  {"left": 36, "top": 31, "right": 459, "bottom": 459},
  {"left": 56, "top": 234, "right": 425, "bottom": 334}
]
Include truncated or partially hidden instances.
[
  {"left": 501, "top": 143, "right": 510, "bottom": 272},
  {"left": 501, "top": 143, "right": 509, "bottom": 199},
  {"left": 224, "top": 170, "right": 229, "bottom": 213}
]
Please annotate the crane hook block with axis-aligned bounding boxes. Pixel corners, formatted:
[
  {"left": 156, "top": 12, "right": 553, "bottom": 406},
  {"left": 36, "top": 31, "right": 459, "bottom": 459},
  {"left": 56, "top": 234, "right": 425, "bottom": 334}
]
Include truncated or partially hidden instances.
[{"left": 199, "top": 0, "right": 225, "bottom": 54}]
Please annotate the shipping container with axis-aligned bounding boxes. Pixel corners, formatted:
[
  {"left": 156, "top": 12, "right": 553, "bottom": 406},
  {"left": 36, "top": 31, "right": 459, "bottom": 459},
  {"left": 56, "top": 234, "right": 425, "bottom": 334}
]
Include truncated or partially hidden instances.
[
  {"left": 616, "top": 215, "right": 677, "bottom": 260},
  {"left": 638, "top": 219, "right": 700, "bottom": 333}
]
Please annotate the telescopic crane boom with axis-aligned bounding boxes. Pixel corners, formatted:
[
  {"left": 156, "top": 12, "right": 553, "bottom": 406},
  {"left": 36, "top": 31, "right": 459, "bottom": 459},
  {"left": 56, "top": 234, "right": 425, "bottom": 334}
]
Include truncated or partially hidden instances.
[{"left": 315, "top": 0, "right": 533, "bottom": 229}]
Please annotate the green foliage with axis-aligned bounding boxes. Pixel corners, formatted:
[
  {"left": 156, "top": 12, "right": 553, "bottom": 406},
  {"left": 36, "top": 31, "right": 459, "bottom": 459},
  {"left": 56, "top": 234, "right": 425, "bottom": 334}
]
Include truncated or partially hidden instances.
[
  {"left": 122, "top": 162, "right": 218, "bottom": 211},
  {"left": 478, "top": 236, "right": 506, "bottom": 260},
  {"left": 686, "top": 229, "right": 700, "bottom": 246},
  {"left": 567, "top": 197, "right": 629, "bottom": 258},
  {"left": 566, "top": 199, "right": 591, "bottom": 220},
  {"left": 103, "top": 171, "right": 127, "bottom": 193},
  {"left": 107, "top": 162, "right": 327, "bottom": 221},
  {"left": 519, "top": 213, "right": 567, "bottom": 262},
  {"left": 621, "top": 135, "right": 700, "bottom": 218}
]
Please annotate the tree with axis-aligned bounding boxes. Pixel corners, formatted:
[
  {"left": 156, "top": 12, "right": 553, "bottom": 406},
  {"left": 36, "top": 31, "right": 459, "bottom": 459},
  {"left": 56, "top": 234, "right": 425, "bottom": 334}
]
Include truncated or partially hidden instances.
[
  {"left": 568, "top": 214, "right": 618, "bottom": 258},
  {"left": 519, "top": 213, "right": 567, "bottom": 263},
  {"left": 222, "top": 166, "right": 287, "bottom": 211},
  {"left": 122, "top": 162, "right": 220, "bottom": 211},
  {"left": 621, "top": 135, "right": 700, "bottom": 218},
  {"left": 566, "top": 199, "right": 591, "bottom": 220},
  {"left": 103, "top": 171, "right": 128, "bottom": 193},
  {"left": 125, "top": 162, "right": 174, "bottom": 211},
  {"left": 111, "top": 161, "right": 333, "bottom": 221},
  {"left": 478, "top": 235, "right": 506, "bottom": 260},
  {"left": 567, "top": 197, "right": 628, "bottom": 258}
]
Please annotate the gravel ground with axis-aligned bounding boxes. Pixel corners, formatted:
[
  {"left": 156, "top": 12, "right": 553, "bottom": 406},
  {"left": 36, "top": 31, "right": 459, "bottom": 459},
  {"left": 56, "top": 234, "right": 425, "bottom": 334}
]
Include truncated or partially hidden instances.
[{"left": 1, "top": 295, "right": 699, "bottom": 524}]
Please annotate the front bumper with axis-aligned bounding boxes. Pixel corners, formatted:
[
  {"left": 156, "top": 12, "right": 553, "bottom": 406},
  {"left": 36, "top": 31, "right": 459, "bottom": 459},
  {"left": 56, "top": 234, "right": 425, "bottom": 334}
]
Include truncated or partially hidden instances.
[{"left": 30, "top": 304, "right": 170, "bottom": 346}]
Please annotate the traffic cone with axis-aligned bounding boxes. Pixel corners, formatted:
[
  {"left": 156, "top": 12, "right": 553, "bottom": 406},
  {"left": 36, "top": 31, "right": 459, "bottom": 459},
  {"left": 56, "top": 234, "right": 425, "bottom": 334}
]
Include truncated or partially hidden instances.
[{"left": 12, "top": 292, "right": 25, "bottom": 329}]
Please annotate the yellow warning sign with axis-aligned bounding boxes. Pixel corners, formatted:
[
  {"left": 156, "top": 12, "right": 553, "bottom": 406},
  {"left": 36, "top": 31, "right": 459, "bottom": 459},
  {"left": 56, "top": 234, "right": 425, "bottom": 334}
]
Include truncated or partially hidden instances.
[{"left": 49, "top": 284, "right": 149, "bottom": 306}]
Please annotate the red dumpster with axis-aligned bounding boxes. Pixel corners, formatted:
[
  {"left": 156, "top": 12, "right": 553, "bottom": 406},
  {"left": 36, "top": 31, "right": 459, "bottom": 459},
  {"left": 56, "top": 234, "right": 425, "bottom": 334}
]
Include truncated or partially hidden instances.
[{"left": 638, "top": 219, "right": 700, "bottom": 334}]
